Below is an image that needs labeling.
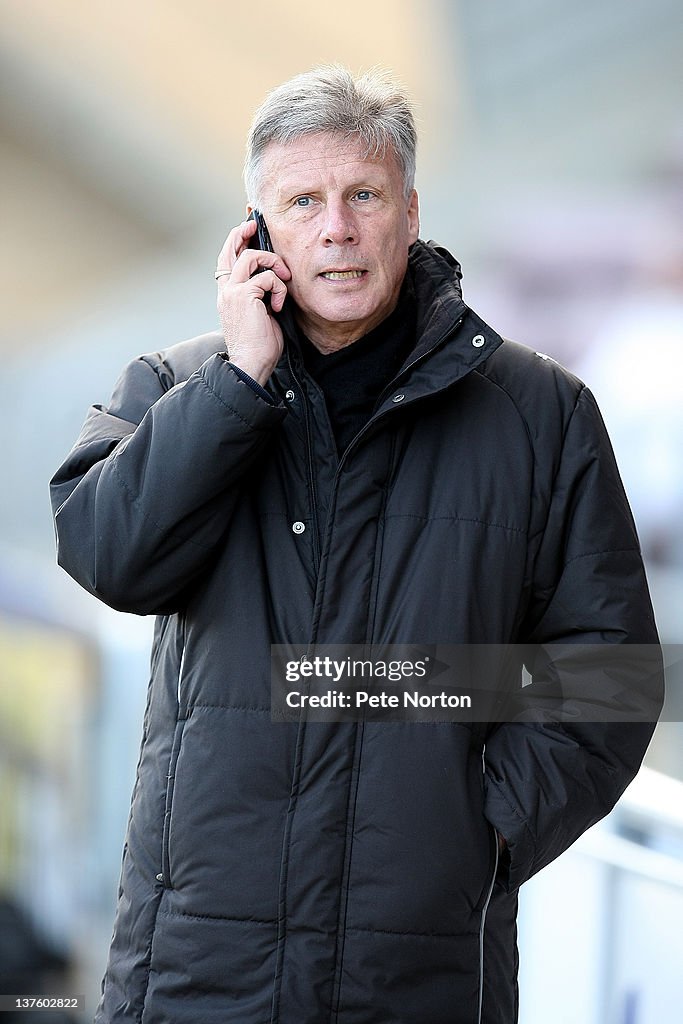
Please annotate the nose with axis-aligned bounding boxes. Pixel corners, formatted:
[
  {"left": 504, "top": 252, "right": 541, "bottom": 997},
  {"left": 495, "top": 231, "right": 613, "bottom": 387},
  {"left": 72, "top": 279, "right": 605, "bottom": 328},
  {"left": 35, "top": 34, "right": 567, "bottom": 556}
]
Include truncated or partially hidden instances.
[{"left": 320, "top": 199, "right": 358, "bottom": 245}]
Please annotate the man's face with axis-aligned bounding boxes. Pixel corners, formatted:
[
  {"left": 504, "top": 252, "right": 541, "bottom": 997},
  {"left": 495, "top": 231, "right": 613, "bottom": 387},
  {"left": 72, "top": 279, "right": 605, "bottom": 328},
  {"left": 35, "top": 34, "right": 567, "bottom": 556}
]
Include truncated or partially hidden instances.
[{"left": 253, "top": 133, "right": 419, "bottom": 350}]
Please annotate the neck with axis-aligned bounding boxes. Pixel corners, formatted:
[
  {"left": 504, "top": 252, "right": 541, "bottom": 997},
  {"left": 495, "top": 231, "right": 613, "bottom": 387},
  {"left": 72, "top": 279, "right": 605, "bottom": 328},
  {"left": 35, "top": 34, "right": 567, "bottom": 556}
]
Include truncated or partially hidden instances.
[
  {"left": 293, "top": 296, "right": 402, "bottom": 355},
  {"left": 296, "top": 323, "right": 371, "bottom": 355}
]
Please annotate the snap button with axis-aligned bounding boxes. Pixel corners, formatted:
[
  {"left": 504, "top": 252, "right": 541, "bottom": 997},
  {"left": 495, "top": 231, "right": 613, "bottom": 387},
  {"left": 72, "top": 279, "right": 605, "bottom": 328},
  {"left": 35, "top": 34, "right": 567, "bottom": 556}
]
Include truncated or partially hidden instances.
[
  {"left": 471, "top": 334, "right": 485, "bottom": 348},
  {"left": 292, "top": 521, "right": 306, "bottom": 535},
  {"left": 392, "top": 393, "right": 405, "bottom": 403},
  {"left": 155, "top": 873, "right": 163, "bottom": 883},
  {"left": 285, "top": 389, "right": 295, "bottom": 401}
]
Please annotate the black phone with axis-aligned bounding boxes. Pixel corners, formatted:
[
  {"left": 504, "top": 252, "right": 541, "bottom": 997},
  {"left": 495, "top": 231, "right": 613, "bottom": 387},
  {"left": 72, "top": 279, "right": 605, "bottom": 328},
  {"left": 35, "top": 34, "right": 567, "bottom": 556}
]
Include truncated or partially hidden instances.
[
  {"left": 248, "top": 208, "right": 273, "bottom": 253},
  {"left": 247, "top": 209, "right": 274, "bottom": 307}
]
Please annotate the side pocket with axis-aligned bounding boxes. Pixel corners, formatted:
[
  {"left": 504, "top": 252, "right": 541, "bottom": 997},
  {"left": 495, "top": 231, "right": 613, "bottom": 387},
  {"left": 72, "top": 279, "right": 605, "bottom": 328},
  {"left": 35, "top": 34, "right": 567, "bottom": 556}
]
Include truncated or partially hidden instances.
[
  {"left": 477, "top": 823, "right": 500, "bottom": 1024},
  {"left": 160, "top": 716, "right": 186, "bottom": 889}
]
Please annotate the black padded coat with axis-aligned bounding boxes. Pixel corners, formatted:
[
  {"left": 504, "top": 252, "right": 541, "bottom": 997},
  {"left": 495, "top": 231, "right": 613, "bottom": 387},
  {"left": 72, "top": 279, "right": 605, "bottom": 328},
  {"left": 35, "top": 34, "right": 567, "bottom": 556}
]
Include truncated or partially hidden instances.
[{"left": 51, "top": 241, "right": 661, "bottom": 1024}]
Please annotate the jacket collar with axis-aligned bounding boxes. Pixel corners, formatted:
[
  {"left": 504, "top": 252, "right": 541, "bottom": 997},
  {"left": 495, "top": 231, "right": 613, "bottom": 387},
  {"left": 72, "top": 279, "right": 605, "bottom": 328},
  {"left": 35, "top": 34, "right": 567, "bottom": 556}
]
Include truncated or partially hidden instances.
[
  {"left": 385, "top": 240, "right": 503, "bottom": 397},
  {"left": 404, "top": 239, "right": 466, "bottom": 364}
]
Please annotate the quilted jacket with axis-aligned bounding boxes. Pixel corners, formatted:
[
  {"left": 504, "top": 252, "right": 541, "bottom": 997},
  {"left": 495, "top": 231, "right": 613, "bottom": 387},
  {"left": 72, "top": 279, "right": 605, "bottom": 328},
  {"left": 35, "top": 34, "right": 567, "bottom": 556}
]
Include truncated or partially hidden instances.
[{"left": 51, "top": 241, "right": 661, "bottom": 1023}]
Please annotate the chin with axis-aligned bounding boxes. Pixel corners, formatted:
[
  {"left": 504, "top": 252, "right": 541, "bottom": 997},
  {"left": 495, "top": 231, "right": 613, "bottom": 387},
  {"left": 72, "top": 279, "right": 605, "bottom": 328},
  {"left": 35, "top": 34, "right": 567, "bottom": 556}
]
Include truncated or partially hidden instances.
[{"left": 316, "top": 298, "right": 383, "bottom": 326}]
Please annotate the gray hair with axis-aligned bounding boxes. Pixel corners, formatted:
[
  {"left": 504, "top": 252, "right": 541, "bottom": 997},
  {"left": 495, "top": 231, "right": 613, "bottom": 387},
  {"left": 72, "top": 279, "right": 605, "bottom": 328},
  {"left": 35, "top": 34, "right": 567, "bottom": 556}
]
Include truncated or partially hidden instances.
[{"left": 244, "top": 65, "right": 417, "bottom": 204}]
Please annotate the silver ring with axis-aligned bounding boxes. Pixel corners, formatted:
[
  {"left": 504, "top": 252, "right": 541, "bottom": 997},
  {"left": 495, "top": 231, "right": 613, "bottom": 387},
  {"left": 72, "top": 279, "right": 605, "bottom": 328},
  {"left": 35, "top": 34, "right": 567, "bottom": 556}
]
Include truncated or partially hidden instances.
[{"left": 214, "top": 269, "right": 232, "bottom": 280}]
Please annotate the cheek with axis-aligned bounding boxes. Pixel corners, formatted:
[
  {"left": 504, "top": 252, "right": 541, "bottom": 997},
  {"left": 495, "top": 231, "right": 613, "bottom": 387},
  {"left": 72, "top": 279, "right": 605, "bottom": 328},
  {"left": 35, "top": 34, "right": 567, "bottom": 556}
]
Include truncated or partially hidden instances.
[
  {"left": 286, "top": 262, "right": 317, "bottom": 306},
  {"left": 283, "top": 240, "right": 313, "bottom": 274}
]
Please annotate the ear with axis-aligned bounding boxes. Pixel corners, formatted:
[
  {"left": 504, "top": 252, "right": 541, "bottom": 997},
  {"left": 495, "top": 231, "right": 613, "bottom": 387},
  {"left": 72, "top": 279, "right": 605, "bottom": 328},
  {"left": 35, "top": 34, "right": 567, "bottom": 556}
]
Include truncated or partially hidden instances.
[
  {"left": 407, "top": 189, "right": 420, "bottom": 244},
  {"left": 246, "top": 204, "right": 254, "bottom": 217}
]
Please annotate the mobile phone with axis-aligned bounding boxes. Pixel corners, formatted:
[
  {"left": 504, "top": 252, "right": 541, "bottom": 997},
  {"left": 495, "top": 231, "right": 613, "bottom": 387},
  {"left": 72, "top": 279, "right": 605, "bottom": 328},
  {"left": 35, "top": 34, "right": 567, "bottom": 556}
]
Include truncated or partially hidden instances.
[
  {"left": 248, "top": 208, "right": 273, "bottom": 253},
  {"left": 247, "top": 209, "right": 274, "bottom": 307}
]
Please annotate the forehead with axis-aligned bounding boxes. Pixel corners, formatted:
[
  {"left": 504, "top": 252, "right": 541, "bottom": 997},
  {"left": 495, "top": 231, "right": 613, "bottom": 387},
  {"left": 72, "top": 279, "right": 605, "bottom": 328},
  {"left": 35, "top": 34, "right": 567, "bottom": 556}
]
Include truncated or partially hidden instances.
[{"left": 259, "top": 133, "right": 403, "bottom": 197}]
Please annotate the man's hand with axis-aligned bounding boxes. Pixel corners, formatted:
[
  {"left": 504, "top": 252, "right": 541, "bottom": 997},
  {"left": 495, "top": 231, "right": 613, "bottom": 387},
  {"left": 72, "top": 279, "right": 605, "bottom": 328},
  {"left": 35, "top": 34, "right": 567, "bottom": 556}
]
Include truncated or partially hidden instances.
[{"left": 216, "top": 219, "right": 292, "bottom": 386}]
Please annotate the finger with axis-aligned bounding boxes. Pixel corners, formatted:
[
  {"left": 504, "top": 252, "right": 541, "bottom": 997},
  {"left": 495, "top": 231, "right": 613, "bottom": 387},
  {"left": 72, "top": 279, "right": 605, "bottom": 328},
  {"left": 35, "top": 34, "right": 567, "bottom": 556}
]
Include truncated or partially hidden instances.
[
  {"left": 229, "top": 248, "right": 291, "bottom": 284},
  {"left": 249, "top": 269, "right": 289, "bottom": 311},
  {"left": 215, "top": 219, "right": 258, "bottom": 273}
]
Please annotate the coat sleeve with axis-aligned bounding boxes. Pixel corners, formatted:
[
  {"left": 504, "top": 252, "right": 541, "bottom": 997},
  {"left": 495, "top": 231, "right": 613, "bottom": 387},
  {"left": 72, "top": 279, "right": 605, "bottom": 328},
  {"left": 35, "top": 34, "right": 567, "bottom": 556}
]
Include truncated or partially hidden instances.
[
  {"left": 50, "top": 351, "right": 287, "bottom": 615},
  {"left": 483, "top": 385, "right": 664, "bottom": 892}
]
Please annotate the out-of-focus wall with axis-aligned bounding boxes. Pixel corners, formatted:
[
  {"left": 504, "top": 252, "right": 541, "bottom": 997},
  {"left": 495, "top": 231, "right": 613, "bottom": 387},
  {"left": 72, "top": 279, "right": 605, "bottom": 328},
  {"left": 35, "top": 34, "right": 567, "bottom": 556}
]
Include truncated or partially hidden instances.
[{"left": 1, "top": 1, "right": 681, "bottom": 1019}]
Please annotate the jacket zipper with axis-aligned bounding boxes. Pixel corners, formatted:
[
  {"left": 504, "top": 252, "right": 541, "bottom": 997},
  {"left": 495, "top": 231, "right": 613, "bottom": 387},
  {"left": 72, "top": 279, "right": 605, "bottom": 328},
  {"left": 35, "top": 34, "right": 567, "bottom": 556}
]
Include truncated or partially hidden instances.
[
  {"left": 478, "top": 827, "right": 499, "bottom": 1024},
  {"left": 159, "top": 621, "right": 187, "bottom": 889},
  {"left": 176, "top": 645, "right": 186, "bottom": 706},
  {"left": 160, "top": 716, "right": 186, "bottom": 889}
]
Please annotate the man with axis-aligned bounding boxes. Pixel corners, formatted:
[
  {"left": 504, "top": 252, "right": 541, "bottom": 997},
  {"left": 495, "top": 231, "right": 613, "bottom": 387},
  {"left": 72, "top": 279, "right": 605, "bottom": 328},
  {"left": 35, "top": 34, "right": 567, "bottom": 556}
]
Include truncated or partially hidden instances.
[{"left": 51, "top": 66, "right": 661, "bottom": 1024}]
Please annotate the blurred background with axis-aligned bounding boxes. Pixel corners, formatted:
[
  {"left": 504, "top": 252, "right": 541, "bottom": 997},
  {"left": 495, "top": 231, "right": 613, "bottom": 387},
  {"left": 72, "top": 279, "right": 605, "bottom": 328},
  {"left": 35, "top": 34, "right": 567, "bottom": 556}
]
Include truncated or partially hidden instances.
[{"left": 0, "top": 1, "right": 682, "bottom": 1021}]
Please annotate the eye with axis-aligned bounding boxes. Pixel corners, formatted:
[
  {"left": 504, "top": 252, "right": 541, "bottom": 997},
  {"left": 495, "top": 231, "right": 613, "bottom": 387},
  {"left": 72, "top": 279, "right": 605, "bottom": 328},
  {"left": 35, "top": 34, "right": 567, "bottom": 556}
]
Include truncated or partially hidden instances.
[
  {"left": 295, "top": 196, "right": 313, "bottom": 207},
  {"left": 354, "top": 190, "right": 374, "bottom": 202}
]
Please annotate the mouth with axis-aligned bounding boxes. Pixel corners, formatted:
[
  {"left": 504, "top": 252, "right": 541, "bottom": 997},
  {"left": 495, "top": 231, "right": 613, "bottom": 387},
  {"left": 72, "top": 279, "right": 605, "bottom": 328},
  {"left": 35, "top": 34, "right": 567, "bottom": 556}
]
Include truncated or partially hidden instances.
[{"left": 319, "top": 269, "right": 366, "bottom": 281}]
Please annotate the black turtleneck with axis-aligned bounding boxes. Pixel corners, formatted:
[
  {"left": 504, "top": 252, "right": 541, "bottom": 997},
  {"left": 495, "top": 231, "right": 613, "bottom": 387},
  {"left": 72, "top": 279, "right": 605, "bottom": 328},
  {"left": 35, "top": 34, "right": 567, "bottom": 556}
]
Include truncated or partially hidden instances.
[{"left": 298, "top": 274, "right": 417, "bottom": 454}]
